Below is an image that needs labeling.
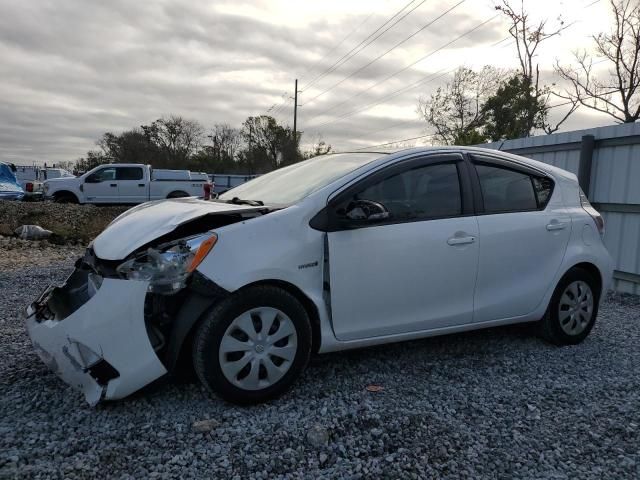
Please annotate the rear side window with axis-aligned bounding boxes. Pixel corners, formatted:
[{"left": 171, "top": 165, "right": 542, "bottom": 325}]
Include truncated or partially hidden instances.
[
  {"left": 532, "top": 176, "right": 553, "bottom": 207},
  {"left": 116, "top": 167, "right": 143, "bottom": 181},
  {"left": 476, "top": 164, "right": 537, "bottom": 213},
  {"left": 475, "top": 163, "right": 554, "bottom": 213}
]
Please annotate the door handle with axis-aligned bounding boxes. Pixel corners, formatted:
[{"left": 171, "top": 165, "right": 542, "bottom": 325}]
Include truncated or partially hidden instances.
[
  {"left": 546, "top": 222, "right": 567, "bottom": 231},
  {"left": 447, "top": 235, "right": 476, "bottom": 246},
  {"left": 138, "top": 183, "right": 145, "bottom": 187},
  {"left": 110, "top": 183, "right": 117, "bottom": 187}
]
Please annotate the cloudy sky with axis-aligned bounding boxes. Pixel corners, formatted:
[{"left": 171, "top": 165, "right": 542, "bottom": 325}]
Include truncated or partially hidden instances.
[{"left": 0, "top": 0, "right": 617, "bottom": 165}]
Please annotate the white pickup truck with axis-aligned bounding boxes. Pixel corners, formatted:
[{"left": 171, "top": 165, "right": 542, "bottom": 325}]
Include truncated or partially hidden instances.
[{"left": 44, "top": 163, "right": 211, "bottom": 204}]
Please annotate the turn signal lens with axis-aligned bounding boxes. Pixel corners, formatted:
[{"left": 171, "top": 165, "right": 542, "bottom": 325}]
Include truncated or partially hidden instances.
[{"left": 187, "top": 234, "right": 217, "bottom": 272}]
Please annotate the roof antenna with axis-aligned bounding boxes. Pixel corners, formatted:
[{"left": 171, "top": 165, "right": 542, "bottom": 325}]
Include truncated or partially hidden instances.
[{"left": 497, "top": 140, "right": 505, "bottom": 151}]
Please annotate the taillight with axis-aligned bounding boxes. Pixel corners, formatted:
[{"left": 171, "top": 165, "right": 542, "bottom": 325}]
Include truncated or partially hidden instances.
[
  {"left": 580, "top": 189, "right": 604, "bottom": 236},
  {"left": 26, "top": 182, "right": 33, "bottom": 192}
]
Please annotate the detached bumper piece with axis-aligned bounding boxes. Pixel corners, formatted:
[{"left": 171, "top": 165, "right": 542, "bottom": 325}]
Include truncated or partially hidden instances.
[{"left": 25, "top": 268, "right": 167, "bottom": 406}]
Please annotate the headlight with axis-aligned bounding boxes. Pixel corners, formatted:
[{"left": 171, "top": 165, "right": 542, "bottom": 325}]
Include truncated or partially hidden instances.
[{"left": 116, "top": 233, "right": 217, "bottom": 294}]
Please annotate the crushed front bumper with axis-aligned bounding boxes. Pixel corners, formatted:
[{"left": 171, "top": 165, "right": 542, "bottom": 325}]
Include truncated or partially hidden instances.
[{"left": 25, "top": 268, "right": 167, "bottom": 406}]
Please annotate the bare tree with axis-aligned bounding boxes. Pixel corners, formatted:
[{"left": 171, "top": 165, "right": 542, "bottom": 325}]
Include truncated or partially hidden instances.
[
  {"left": 207, "top": 124, "right": 241, "bottom": 162},
  {"left": 417, "top": 66, "right": 505, "bottom": 145},
  {"left": 303, "top": 135, "right": 332, "bottom": 159},
  {"left": 496, "top": 0, "right": 578, "bottom": 134},
  {"left": 141, "top": 115, "right": 204, "bottom": 165},
  {"left": 555, "top": 0, "right": 640, "bottom": 123}
]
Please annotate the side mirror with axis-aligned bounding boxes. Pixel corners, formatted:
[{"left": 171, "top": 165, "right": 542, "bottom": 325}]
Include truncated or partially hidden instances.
[
  {"left": 344, "top": 199, "right": 390, "bottom": 222},
  {"left": 85, "top": 176, "right": 99, "bottom": 183}
]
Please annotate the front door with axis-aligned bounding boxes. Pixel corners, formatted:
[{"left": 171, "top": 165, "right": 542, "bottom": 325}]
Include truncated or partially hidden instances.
[
  {"left": 83, "top": 166, "right": 118, "bottom": 203},
  {"left": 326, "top": 154, "right": 480, "bottom": 341}
]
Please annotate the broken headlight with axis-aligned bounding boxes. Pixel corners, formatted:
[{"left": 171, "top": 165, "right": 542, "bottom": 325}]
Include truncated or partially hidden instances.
[{"left": 116, "top": 233, "right": 217, "bottom": 294}]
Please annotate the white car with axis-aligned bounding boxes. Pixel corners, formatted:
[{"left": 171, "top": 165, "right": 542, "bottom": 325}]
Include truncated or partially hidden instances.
[{"left": 26, "top": 147, "right": 613, "bottom": 405}]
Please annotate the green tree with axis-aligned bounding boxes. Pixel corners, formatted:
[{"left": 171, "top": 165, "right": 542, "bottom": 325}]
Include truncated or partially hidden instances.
[{"left": 482, "top": 75, "right": 548, "bottom": 141}]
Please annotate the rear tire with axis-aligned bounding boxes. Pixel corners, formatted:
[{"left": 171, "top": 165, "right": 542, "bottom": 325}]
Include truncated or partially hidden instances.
[
  {"left": 192, "top": 285, "right": 312, "bottom": 405},
  {"left": 167, "top": 191, "right": 189, "bottom": 198},
  {"left": 538, "top": 267, "right": 600, "bottom": 345}
]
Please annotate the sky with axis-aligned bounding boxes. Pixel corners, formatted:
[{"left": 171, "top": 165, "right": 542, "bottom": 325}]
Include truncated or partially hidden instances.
[{"left": 0, "top": 0, "right": 619, "bottom": 166}]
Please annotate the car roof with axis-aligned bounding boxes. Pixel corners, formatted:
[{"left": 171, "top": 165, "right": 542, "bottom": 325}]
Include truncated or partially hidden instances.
[{"left": 338, "top": 146, "right": 576, "bottom": 181}]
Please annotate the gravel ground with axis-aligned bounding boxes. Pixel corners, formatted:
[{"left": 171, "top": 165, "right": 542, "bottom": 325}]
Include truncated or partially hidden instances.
[{"left": 1, "top": 261, "right": 639, "bottom": 479}]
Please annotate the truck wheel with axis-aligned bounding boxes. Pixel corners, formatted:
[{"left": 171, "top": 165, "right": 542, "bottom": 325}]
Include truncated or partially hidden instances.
[
  {"left": 167, "top": 191, "right": 189, "bottom": 198},
  {"left": 192, "top": 285, "right": 312, "bottom": 405},
  {"left": 54, "top": 192, "right": 78, "bottom": 203}
]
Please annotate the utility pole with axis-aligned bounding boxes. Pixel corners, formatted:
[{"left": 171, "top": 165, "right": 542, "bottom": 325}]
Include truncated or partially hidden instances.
[{"left": 293, "top": 79, "right": 298, "bottom": 137}]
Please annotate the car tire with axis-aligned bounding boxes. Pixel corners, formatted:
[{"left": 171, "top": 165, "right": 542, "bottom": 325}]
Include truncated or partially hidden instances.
[
  {"left": 192, "top": 285, "right": 312, "bottom": 405},
  {"left": 538, "top": 267, "right": 600, "bottom": 345}
]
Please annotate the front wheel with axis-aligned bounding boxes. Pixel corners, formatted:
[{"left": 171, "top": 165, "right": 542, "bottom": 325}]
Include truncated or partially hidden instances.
[
  {"left": 538, "top": 267, "right": 600, "bottom": 345},
  {"left": 192, "top": 285, "right": 312, "bottom": 404}
]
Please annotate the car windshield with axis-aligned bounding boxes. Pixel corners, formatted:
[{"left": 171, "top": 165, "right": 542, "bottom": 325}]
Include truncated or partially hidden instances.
[{"left": 218, "top": 152, "right": 382, "bottom": 206}]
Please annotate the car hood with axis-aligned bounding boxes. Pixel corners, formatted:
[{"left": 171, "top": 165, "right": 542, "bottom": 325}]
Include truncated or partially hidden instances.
[{"left": 92, "top": 198, "right": 264, "bottom": 260}]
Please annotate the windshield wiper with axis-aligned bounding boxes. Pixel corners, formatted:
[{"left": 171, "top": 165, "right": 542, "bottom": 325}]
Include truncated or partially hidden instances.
[{"left": 227, "top": 197, "right": 264, "bottom": 206}]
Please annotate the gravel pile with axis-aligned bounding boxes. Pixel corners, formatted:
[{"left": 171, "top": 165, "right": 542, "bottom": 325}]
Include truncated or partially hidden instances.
[
  {"left": 1, "top": 261, "right": 639, "bottom": 479},
  {"left": 0, "top": 236, "right": 84, "bottom": 271},
  {"left": 0, "top": 202, "right": 128, "bottom": 243}
]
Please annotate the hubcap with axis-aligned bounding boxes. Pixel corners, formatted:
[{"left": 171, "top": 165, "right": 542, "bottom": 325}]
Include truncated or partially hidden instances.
[
  {"left": 219, "top": 307, "right": 298, "bottom": 391},
  {"left": 558, "top": 280, "right": 594, "bottom": 336}
]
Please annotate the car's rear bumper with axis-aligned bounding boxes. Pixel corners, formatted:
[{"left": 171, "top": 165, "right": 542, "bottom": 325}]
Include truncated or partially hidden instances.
[{"left": 25, "top": 269, "right": 167, "bottom": 405}]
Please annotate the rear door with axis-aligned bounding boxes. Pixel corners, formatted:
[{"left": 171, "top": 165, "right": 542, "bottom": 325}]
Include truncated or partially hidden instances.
[
  {"left": 469, "top": 154, "right": 571, "bottom": 323},
  {"left": 324, "top": 153, "right": 480, "bottom": 341},
  {"left": 116, "top": 166, "right": 147, "bottom": 203}
]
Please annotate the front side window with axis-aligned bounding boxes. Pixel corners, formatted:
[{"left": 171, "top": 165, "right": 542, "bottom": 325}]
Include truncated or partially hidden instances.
[
  {"left": 87, "top": 167, "right": 116, "bottom": 183},
  {"left": 116, "top": 167, "right": 143, "bottom": 181},
  {"left": 343, "top": 162, "right": 462, "bottom": 221}
]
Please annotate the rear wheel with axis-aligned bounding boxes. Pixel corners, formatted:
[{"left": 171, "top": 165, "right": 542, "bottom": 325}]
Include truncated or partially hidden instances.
[
  {"left": 167, "top": 191, "right": 189, "bottom": 198},
  {"left": 538, "top": 267, "right": 600, "bottom": 345},
  {"left": 192, "top": 285, "right": 312, "bottom": 404}
]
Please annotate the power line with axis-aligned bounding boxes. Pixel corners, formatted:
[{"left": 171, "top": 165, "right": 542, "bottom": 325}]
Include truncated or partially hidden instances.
[
  {"left": 320, "top": 40, "right": 514, "bottom": 142},
  {"left": 329, "top": 0, "right": 604, "bottom": 149},
  {"left": 306, "top": 16, "right": 503, "bottom": 128},
  {"left": 302, "top": 0, "right": 466, "bottom": 106},
  {"left": 298, "top": 12, "right": 376, "bottom": 84},
  {"left": 301, "top": 0, "right": 427, "bottom": 92},
  {"left": 349, "top": 133, "right": 437, "bottom": 150}
]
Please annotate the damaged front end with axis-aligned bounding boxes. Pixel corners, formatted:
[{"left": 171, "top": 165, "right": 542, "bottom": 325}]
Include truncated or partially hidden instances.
[
  {"left": 25, "top": 199, "right": 270, "bottom": 405},
  {"left": 25, "top": 267, "right": 167, "bottom": 406}
]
